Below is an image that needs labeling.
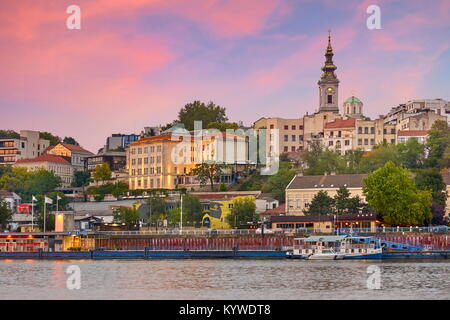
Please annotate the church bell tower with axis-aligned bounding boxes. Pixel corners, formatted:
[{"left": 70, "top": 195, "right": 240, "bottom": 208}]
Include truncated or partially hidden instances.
[{"left": 318, "top": 31, "right": 340, "bottom": 114}]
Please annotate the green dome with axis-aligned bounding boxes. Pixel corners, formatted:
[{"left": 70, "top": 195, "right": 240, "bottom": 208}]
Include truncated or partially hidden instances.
[{"left": 345, "top": 96, "right": 362, "bottom": 104}]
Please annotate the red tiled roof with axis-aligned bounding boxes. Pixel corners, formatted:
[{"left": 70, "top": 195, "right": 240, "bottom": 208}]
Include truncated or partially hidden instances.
[
  {"left": 397, "top": 130, "right": 428, "bottom": 137},
  {"left": 15, "top": 154, "right": 71, "bottom": 165},
  {"left": 47, "top": 143, "right": 93, "bottom": 155},
  {"left": 324, "top": 118, "right": 356, "bottom": 129}
]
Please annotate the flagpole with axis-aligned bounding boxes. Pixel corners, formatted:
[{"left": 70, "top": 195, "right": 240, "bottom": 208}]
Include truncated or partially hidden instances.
[
  {"left": 31, "top": 196, "right": 34, "bottom": 231},
  {"left": 44, "top": 200, "right": 46, "bottom": 233}
]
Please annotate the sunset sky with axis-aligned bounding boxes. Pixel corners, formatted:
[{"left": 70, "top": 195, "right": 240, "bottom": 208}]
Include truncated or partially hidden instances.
[{"left": 1, "top": 0, "right": 449, "bottom": 152}]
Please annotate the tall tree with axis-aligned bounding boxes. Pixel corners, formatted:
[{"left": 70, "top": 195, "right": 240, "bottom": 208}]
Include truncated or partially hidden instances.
[
  {"left": 363, "top": 161, "right": 432, "bottom": 225},
  {"left": 177, "top": 100, "right": 228, "bottom": 131},
  {"left": 0, "top": 130, "right": 20, "bottom": 139},
  {"left": 425, "top": 120, "right": 450, "bottom": 169},
  {"left": 396, "top": 138, "right": 425, "bottom": 169},
  {"left": 262, "top": 164, "right": 296, "bottom": 202},
  {"left": 303, "top": 190, "right": 335, "bottom": 216},
  {"left": 63, "top": 137, "right": 79, "bottom": 145},
  {"left": 227, "top": 196, "right": 257, "bottom": 229},
  {"left": 414, "top": 169, "right": 447, "bottom": 224},
  {"left": 192, "top": 163, "right": 226, "bottom": 191},
  {"left": 39, "top": 132, "right": 61, "bottom": 146},
  {"left": 113, "top": 207, "right": 140, "bottom": 224},
  {"left": 0, "top": 197, "right": 12, "bottom": 230},
  {"left": 72, "top": 170, "right": 91, "bottom": 188},
  {"left": 145, "top": 195, "right": 167, "bottom": 225},
  {"left": 180, "top": 194, "right": 203, "bottom": 226},
  {"left": 93, "top": 162, "right": 112, "bottom": 184}
]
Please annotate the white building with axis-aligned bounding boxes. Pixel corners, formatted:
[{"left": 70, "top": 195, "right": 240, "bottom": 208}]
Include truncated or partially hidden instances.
[{"left": 0, "top": 130, "right": 50, "bottom": 165}]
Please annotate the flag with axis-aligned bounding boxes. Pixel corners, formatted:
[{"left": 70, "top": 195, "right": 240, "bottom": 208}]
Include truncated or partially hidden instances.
[
  {"left": 32, "top": 195, "right": 37, "bottom": 202},
  {"left": 44, "top": 197, "right": 53, "bottom": 204},
  {"left": 57, "top": 195, "right": 62, "bottom": 201}
]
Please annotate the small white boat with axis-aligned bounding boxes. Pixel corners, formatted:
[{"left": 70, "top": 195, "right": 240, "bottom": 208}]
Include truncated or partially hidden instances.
[{"left": 290, "top": 235, "right": 382, "bottom": 260}]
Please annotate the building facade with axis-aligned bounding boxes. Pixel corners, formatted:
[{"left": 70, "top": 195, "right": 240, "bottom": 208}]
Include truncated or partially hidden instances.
[
  {"left": 46, "top": 143, "right": 93, "bottom": 172},
  {"left": 14, "top": 154, "right": 74, "bottom": 187},
  {"left": 0, "top": 130, "right": 50, "bottom": 165},
  {"left": 285, "top": 174, "right": 368, "bottom": 215}
]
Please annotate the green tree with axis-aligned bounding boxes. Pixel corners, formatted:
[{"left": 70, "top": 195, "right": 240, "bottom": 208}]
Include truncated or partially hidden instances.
[
  {"left": 145, "top": 195, "right": 167, "bottom": 225},
  {"left": 0, "top": 130, "right": 20, "bottom": 139},
  {"left": 72, "top": 170, "right": 91, "bottom": 187},
  {"left": 363, "top": 161, "right": 432, "bottom": 225},
  {"left": 192, "top": 163, "right": 226, "bottom": 191},
  {"left": 262, "top": 164, "right": 296, "bottom": 202},
  {"left": 206, "top": 122, "right": 239, "bottom": 132},
  {"left": 302, "top": 141, "right": 345, "bottom": 175},
  {"left": 0, "top": 197, "right": 12, "bottom": 229},
  {"left": 360, "top": 143, "right": 401, "bottom": 172},
  {"left": 113, "top": 207, "right": 140, "bottom": 223},
  {"left": 181, "top": 194, "right": 203, "bottom": 226},
  {"left": 26, "top": 169, "right": 62, "bottom": 196},
  {"left": 303, "top": 190, "right": 335, "bottom": 216},
  {"left": 414, "top": 169, "right": 448, "bottom": 224},
  {"left": 63, "top": 137, "right": 79, "bottom": 145},
  {"left": 177, "top": 100, "right": 228, "bottom": 131},
  {"left": 396, "top": 138, "right": 425, "bottom": 169},
  {"left": 93, "top": 162, "right": 112, "bottom": 184},
  {"left": 425, "top": 120, "right": 450, "bottom": 169},
  {"left": 333, "top": 186, "right": 368, "bottom": 215},
  {"left": 227, "top": 196, "right": 257, "bottom": 229},
  {"left": 39, "top": 132, "right": 61, "bottom": 146}
]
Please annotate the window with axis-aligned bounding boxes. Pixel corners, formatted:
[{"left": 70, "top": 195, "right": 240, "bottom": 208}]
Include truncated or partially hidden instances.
[
  {"left": 291, "top": 146, "right": 296, "bottom": 152},
  {"left": 391, "top": 139, "right": 395, "bottom": 144},
  {"left": 383, "top": 128, "right": 387, "bottom": 134},
  {"left": 364, "top": 127, "right": 368, "bottom": 134},
  {"left": 292, "top": 125, "right": 296, "bottom": 130},
  {"left": 391, "top": 129, "right": 395, "bottom": 134},
  {"left": 329, "top": 141, "right": 333, "bottom": 146},
  {"left": 327, "top": 95, "right": 332, "bottom": 104},
  {"left": 370, "top": 127, "right": 375, "bottom": 134},
  {"left": 370, "top": 139, "right": 375, "bottom": 145},
  {"left": 291, "top": 135, "right": 296, "bottom": 142},
  {"left": 138, "top": 158, "right": 142, "bottom": 165},
  {"left": 270, "top": 124, "right": 274, "bottom": 129},
  {"left": 358, "top": 139, "right": 362, "bottom": 145},
  {"left": 299, "top": 125, "right": 304, "bottom": 130},
  {"left": 364, "top": 139, "right": 368, "bottom": 145},
  {"left": 358, "top": 127, "right": 362, "bottom": 134},
  {"left": 284, "top": 135, "right": 288, "bottom": 142},
  {"left": 345, "top": 140, "right": 350, "bottom": 146},
  {"left": 284, "top": 146, "right": 288, "bottom": 152},
  {"left": 299, "top": 135, "right": 304, "bottom": 141}
]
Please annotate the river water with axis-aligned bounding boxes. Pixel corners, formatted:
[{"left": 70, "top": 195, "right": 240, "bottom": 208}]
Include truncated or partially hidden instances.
[{"left": 0, "top": 259, "right": 448, "bottom": 300}]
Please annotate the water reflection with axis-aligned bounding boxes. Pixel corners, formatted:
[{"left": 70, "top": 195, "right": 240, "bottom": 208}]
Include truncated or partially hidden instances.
[{"left": 0, "top": 260, "right": 448, "bottom": 300}]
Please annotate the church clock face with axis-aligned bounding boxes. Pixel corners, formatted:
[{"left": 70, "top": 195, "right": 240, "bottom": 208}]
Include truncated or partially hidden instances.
[{"left": 327, "top": 87, "right": 334, "bottom": 93}]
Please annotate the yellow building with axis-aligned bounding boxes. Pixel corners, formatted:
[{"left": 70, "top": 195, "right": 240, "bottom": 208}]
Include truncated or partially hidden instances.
[
  {"left": 127, "top": 132, "right": 248, "bottom": 190},
  {"left": 285, "top": 173, "right": 368, "bottom": 215},
  {"left": 46, "top": 143, "right": 94, "bottom": 171},
  {"left": 201, "top": 195, "right": 256, "bottom": 229}
]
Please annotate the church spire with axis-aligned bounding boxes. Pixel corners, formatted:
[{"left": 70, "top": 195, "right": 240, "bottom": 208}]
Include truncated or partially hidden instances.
[
  {"left": 318, "top": 30, "right": 340, "bottom": 114},
  {"left": 321, "top": 30, "right": 337, "bottom": 80}
]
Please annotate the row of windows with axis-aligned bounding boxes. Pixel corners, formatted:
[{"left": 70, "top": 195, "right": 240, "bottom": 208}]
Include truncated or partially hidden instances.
[
  {"left": 329, "top": 140, "right": 350, "bottom": 147},
  {"left": 131, "top": 178, "right": 161, "bottom": 189},
  {"left": 130, "top": 145, "right": 162, "bottom": 155},
  {"left": 0, "top": 149, "right": 19, "bottom": 155},
  {"left": 283, "top": 135, "right": 304, "bottom": 142},
  {"left": 131, "top": 156, "right": 161, "bottom": 165},
  {"left": 357, "top": 127, "right": 396, "bottom": 135}
]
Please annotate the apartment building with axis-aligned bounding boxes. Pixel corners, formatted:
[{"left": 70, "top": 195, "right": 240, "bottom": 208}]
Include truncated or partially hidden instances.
[
  {"left": 46, "top": 143, "right": 93, "bottom": 171},
  {"left": 285, "top": 174, "right": 368, "bottom": 215},
  {"left": 127, "top": 131, "right": 249, "bottom": 190},
  {"left": 14, "top": 154, "right": 74, "bottom": 187},
  {"left": 397, "top": 130, "right": 429, "bottom": 144},
  {"left": 0, "top": 130, "right": 50, "bottom": 165}
]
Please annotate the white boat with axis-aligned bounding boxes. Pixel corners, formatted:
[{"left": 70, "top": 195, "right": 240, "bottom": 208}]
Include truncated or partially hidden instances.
[{"left": 290, "top": 235, "right": 382, "bottom": 260}]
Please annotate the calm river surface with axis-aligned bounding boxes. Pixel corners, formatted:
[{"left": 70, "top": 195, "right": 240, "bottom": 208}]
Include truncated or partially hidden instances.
[{"left": 0, "top": 259, "right": 448, "bottom": 300}]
